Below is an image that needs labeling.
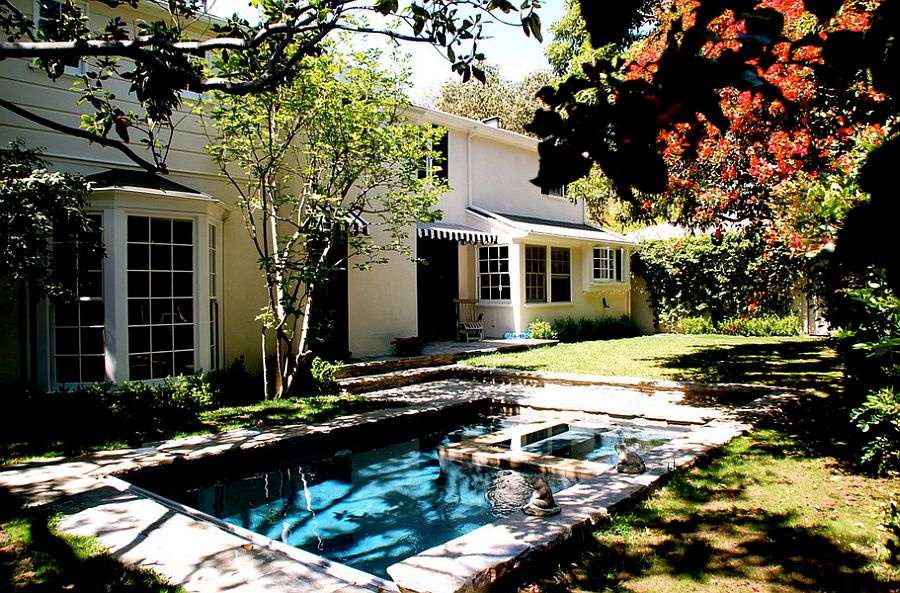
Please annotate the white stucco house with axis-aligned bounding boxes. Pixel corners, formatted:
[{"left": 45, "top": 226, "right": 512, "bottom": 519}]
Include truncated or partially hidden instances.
[{"left": 0, "top": 0, "right": 635, "bottom": 389}]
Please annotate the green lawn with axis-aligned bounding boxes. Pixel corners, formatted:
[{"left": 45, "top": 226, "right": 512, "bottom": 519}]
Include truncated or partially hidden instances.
[
  {"left": 462, "top": 334, "right": 841, "bottom": 393},
  {"left": 5, "top": 335, "right": 896, "bottom": 592}
]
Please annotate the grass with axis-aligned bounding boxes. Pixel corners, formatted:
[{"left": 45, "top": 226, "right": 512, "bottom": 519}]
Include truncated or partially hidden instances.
[
  {"left": 504, "top": 421, "right": 900, "bottom": 593},
  {"left": 0, "top": 492, "right": 182, "bottom": 592},
  {"left": 1, "top": 395, "right": 405, "bottom": 465},
  {"left": 461, "top": 334, "right": 841, "bottom": 393}
]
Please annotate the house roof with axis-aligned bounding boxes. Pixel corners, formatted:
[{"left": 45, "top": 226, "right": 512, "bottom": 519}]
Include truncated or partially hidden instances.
[
  {"left": 417, "top": 222, "right": 498, "bottom": 245},
  {"left": 468, "top": 208, "right": 635, "bottom": 245},
  {"left": 86, "top": 169, "right": 213, "bottom": 200}
]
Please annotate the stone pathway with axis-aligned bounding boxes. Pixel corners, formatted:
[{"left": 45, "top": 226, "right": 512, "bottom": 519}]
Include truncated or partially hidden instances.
[{"left": 0, "top": 371, "right": 803, "bottom": 593}]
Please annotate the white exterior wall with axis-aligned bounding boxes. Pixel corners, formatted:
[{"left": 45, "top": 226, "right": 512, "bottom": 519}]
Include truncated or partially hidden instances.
[
  {"left": 0, "top": 0, "right": 267, "bottom": 381},
  {"left": 347, "top": 231, "right": 418, "bottom": 357}
]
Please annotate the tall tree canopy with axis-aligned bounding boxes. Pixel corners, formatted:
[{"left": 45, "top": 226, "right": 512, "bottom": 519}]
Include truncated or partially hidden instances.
[
  {"left": 0, "top": 0, "right": 544, "bottom": 173},
  {"left": 202, "top": 46, "right": 447, "bottom": 399},
  {"left": 529, "top": 0, "right": 897, "bottom": 285},
  {"left": 433, "top": 63, "right": 552, "bottom": 136},
  {"left": 0, "top": 141, "right": 103, "bottom": 305}
]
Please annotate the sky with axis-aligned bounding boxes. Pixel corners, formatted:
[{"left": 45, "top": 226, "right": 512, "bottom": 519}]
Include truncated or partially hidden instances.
[{"left": 206, "top": 0, "right": 566, "bottom": 102}]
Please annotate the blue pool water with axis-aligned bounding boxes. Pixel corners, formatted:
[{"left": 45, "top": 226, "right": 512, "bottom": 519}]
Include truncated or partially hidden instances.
[
  {"left": 171, "top": 417, "right": 575, "bottom": 577},
  {"left": 166, "top": 414, "right": 687, "bottom": 578}
]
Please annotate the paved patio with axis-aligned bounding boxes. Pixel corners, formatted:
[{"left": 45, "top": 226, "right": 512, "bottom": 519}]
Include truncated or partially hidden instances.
[{"left": 0, "top": 369, "right": 804, "bottom": 593}]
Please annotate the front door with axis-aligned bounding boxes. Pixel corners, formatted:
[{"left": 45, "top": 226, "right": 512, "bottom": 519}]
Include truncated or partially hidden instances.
[{"left": 417, "top": 238, "right": 459, "bottom": 340}]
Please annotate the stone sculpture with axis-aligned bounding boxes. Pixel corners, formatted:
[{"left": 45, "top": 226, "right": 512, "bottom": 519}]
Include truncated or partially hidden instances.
[
  {"left": 523, "top": 476, "right": 561, "bottom": 516},
  {"left": 615, "top": 443, "right": 646, "bottom": 474}
]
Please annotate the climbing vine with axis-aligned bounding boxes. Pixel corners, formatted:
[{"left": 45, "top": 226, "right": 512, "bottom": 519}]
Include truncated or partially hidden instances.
[{"left": 632, "top": 233, "right": 804, "bottom": 328}]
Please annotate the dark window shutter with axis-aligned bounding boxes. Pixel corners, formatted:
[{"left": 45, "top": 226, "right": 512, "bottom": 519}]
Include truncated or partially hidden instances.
[{"left": 615, "top": 249, "right": 623, "bottom": 282}]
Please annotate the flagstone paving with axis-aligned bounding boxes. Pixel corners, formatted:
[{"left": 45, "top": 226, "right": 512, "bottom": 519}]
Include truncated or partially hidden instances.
[{"left": 0, "top": 369, "right": 803, "bottom": 593}]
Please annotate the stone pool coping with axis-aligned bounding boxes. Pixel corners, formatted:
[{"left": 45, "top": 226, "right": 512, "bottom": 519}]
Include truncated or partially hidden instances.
[{"left": 0, "top": 372, "right": 805, "bottom": 593}]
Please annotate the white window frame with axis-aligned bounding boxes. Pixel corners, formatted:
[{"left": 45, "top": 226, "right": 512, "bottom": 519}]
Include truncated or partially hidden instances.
[
  {"left": 541, "top": 185, "right": 566, "bottom": 199},
  {"left": 50, "top": 212, "right": 107, "bottom": 386},
  {"left": 524, "top": 244, "right": 547, "bottom": 303},
  {"left": 549, "top": 246, "right": 571, "bottom": 303},
  {"left": 477, "top": 245, "right": 511, "bottom": 302},
  {"left": 592, "top": 246, "right": 624, "bottom": 283},
  {"left": 34, "top": 0, "right": 88, "bottom": 76},
  {"left": 36, "top": 192, "right": 226, "bottom": 389}
]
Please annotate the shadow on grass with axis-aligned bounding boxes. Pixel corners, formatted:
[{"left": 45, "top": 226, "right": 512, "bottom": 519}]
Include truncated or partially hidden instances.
[
  {"left": 501, "top": 430, "right": 895, "bottom": 593},
  {"left": 0, "top": 488, "right": 180, "bottom": 593},
  {"left": 1, "top": 396, "right": 407, "bottom": 465},
  {"left": 652, "top": 339, "right": 842, "bottom": 392}
]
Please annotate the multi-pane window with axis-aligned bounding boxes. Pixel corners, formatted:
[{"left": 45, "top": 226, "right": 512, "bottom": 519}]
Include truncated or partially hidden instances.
[
  {"left": 127, "top": 216, "right": 194, "bottom": 379},
  {"left": 593, "top": 247, "right": 624, "bottom": 282},
  {"left": 525, "top": 245, "right": 547, "bottom": 303},
  {"left": 541, "top": 185, "right": 566, "bottom": 198},
  {"left": 478, "top": 245, "right": 510, "bottom": 301},
  {"left": 208, "top": 224, "right": 220, "bottom": 370},
  {"left": 550, "top": 247, "right": 571, "bottom": 302},
  {"left": 53, "top": 214, "right": 105, "bottom": 384},
  {"left": 35, "top": 0, "right": 86, "bottom": 75}
]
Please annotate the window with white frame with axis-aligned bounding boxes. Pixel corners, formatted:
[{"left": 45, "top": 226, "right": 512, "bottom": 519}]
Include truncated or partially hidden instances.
[
  {"left": 127, "top": 216, "right": 195, "bottom": 379},
  {"left": 478, "top": 245, "right": 510, "bottom": 301},
  {"left": 541, "top": 185, "right": 566, "bottom": 199},
  {"left": 208, "top": 223, "right": 221, "bottom": 370},
  {"left": 550, "top": 247, "right": 571, "bottom": 302},
  {"left": 592, "top": 246, "right": 624, "bottom": 282},
  {"left": 35, "top": 0, "right": 87, "bottom": 75},
  {"left": 525, "top": 245, "right": 546, "bottom": 303},
  {"left": 52, "top": 213, "right": 105, "bottom": 384}
]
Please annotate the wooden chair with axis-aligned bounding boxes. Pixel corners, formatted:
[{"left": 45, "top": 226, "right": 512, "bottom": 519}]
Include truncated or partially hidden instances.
[{"left": 454, "top": 298, "right": 484, "bottom": 342}]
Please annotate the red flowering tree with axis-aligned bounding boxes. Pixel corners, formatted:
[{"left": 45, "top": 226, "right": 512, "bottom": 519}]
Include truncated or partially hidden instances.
[{"left": 529, "top": 0, "right": 897, "bottom": 285}]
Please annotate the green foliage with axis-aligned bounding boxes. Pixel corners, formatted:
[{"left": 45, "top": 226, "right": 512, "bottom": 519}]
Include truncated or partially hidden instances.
[
  {"left": 632, "top": 233, "right": 803, "bottom": 327},
  {"left": 307, "top": 356, "right": 341, "bottom": 396},
  {"left": 715, "top": 315, "right": 803, "bottom": 337},
  {"left": 676, "top": 316, "right": 716, "bottom": 334},
  {"left": 852, "top": 387, "right": 900, "bottom": 475},
  {"left": 4, "top": 359, "right": 258, "bottom": 456},
  {"left": 0, "top": 140, "right": 103, "bottom": 305},
  {"left": 202, "top": 46, "right": 446, "bottom": 399},
  {"left": 433, "top": 65, "right": 553, "bottom": 137},
  {"left": 527, "top": 318, "right": 558, "bottom": 340},
  {"left": 551, "top": 315, "right": 639, "bottom": 343}
]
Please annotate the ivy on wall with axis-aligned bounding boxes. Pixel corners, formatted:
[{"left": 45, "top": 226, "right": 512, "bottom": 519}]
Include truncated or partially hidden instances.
[{"left": 631, "top": 233, "right": 804, "bottom": 328}]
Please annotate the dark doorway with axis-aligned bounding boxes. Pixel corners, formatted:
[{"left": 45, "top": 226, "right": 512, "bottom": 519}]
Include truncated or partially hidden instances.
[
  {"left": 310, "top": 241, "right": 349, "bottom": 359},
  {"left": 417, "top": 238, "right": 459, "bottom": 340}
]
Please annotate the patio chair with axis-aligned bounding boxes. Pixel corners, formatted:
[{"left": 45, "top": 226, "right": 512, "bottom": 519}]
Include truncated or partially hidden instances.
[{"left": 454, "top": 298, "right": 484, "bottom": 342}]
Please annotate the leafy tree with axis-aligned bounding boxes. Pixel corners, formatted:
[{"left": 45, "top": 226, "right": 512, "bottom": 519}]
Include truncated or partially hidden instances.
[
  {"left": 433, "top": 64, "right": 553, "bottom": 136},
  {"left": 0, "top": 0, "right": 544, "bottom": 173},
  {"left": 632, "top": 233, "right": 803, "bottom": 328},
  {"left": 529, "top": 0, "right": 897, "bottom": 286},
  {"left": 0, "top": 140, "right": 103, "bottom": 306},
  {"left": 201, "top": 47, "right": 447, "bottom": 399}
]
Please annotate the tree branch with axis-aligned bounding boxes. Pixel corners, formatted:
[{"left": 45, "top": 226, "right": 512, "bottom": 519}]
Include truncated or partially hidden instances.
[{"left": 0, "top": 97, "right": 162, "bottom": 173}]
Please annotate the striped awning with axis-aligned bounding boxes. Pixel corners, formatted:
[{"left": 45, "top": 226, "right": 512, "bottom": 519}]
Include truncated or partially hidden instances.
[{"left": 417, "top": 222, "right": 498, "bottom": 245}]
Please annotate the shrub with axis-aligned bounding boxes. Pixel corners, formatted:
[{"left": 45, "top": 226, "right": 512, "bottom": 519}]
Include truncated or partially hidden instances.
[
  {"left": 716, "top": 315, "right": 803, "bottom": 336},
  {"left": 676, "top": 317, "right": 716, "bottom": 334},
  {"left": 527, "top": 319, "right": 557, "bottom": 340},
  {"left": 309, "top": 356, "right": 341, "bottom": 395},
  {"left": 207, "top": 356, "right": 261, "bottom": 406},
  {"left": 852, "top": 387, "right": 900, "bottom": 475},
  {"left": 550, "top": 315, "right": 639, "bottom": 343}
]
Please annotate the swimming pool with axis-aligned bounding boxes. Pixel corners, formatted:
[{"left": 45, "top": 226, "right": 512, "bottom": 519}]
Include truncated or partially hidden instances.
[{"left": 133, "top": 409, "right": 688, "bottom": 578}]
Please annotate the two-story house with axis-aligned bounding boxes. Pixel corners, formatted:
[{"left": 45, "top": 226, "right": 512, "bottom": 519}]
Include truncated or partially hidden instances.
[
  {"left": 0, "top": 0, "right": 634, "bottom": 389},
  {"left": 346, "top": 107, "right": 636, "bottom": 356}
]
